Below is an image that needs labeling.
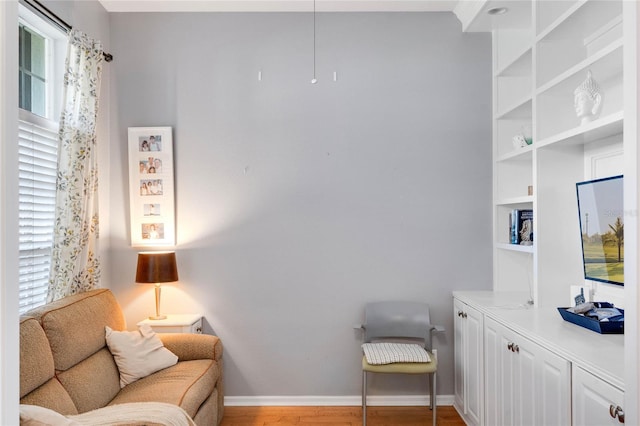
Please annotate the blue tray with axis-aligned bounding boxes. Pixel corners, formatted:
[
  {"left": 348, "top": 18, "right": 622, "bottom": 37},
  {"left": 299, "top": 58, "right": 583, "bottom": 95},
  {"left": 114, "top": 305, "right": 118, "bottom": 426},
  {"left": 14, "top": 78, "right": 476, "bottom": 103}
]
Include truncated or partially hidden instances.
[{"left": 557, "top": 306, "right": 624, "bottom": 334}]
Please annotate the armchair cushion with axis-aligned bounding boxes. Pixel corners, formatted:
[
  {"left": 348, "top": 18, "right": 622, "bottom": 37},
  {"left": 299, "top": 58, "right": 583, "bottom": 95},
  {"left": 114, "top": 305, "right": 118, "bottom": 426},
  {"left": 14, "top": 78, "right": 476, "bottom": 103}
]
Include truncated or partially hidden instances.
[
  {"left": 362, "top": 342, "right": 431, "bottom": 364},
  {"left": 107, "top": 359, "right": 220, "bottom": 419}
]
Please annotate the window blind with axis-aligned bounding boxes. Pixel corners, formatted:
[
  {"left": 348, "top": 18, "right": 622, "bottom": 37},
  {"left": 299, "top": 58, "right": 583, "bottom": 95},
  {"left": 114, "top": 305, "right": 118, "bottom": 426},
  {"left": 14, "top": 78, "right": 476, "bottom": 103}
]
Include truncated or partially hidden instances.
[{"left": 18, "top": 109, "right": 58, "bottom": 314}]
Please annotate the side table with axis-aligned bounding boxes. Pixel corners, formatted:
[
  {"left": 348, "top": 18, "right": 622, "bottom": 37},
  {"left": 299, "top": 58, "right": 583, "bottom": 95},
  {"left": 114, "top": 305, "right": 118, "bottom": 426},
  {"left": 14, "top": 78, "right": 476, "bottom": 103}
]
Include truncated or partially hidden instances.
[{"left": 137, "top": 314, "right": 203, "bottom": 334}]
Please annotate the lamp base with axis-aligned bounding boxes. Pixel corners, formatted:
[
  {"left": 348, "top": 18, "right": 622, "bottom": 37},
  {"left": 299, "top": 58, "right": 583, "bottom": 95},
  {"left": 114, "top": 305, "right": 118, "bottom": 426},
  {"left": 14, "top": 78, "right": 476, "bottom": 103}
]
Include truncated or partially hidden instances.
[{"left": 148, "top": 314, "right": 167, "bottom": 320}]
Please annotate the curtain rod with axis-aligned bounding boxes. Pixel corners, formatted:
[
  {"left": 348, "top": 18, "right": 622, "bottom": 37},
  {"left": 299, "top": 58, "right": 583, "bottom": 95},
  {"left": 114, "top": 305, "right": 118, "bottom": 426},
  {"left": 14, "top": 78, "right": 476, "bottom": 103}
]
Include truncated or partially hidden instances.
[{"left": 21, "top": 0, "right": 113, "bottom": 62}]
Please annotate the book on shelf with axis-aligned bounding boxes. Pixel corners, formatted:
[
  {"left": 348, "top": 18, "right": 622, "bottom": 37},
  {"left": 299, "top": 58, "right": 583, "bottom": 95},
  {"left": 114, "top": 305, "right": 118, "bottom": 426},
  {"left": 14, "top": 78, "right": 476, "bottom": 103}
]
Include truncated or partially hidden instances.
[{"left": 510, "top": 209, "right": 533, "bottom": 245}]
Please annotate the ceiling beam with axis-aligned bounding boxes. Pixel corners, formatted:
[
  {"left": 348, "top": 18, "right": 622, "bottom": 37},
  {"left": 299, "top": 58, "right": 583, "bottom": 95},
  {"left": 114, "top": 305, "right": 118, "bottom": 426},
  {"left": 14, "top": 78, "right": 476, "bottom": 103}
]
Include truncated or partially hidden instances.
[{"left": 98, "top": 0, "right": 458, "bottom": 13}]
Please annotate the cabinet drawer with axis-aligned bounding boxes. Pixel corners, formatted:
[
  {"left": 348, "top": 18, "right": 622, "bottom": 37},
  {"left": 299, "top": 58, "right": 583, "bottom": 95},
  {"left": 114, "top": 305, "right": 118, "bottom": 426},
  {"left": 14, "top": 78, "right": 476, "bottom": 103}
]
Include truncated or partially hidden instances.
[
  {"left": 573, "top": 366, "right": 624, "bottom": 425},
  {"left": 189, "top": 318, "right": 203, "bottom": 334}
]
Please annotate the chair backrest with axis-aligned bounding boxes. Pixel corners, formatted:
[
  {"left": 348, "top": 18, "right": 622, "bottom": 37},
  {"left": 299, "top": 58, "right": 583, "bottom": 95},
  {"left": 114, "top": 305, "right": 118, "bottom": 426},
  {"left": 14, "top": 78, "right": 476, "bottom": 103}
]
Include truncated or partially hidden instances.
[{"left": 363, "top": 301, "right": 433, "bottom": 349}]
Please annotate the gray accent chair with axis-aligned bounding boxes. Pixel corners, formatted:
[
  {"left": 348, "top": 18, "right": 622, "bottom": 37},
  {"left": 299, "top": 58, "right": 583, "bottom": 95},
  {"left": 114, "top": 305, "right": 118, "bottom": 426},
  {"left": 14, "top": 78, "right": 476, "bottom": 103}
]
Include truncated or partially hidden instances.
[{"left": 357, "top": 301, "right": 444, "bottom": 426}]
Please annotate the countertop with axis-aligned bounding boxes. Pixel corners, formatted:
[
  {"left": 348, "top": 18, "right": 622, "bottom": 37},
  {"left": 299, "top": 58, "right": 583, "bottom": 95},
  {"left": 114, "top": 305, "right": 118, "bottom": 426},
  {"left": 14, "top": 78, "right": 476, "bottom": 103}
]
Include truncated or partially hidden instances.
[{"left": 453, "top": 291, "right": 624, "bottom": 389}]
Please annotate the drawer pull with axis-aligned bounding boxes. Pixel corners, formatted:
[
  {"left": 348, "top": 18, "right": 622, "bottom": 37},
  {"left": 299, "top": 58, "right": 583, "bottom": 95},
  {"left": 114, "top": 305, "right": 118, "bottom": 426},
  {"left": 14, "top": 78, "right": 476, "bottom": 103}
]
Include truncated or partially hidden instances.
[
  {"left": 611, "top": 405, "right": 624, "bottom": 423},
  {"left": 506, "top": 342, "right": 519, "bottom": 353},
  {"left": 610, "top": 405, "right": 625, "bottom": 422}
]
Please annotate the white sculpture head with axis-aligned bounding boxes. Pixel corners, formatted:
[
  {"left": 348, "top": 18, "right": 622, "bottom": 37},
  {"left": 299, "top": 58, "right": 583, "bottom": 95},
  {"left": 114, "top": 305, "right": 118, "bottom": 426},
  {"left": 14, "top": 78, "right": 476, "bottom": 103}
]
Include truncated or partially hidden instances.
[{"left": 574, "top": 70, "right": 603, "bottom": 125}]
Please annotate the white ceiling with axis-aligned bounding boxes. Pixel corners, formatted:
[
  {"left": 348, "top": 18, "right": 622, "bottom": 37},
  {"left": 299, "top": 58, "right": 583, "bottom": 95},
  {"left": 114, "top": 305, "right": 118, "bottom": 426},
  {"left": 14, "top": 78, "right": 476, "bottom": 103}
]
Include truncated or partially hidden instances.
[{"left": 98, "top": 0, "right": 460, "bottom": 13}]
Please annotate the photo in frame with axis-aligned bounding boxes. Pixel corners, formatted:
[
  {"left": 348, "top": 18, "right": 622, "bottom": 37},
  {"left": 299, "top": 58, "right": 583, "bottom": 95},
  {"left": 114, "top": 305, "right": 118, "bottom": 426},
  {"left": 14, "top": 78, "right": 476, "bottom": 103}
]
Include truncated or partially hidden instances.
[{"left": 128, "top": 127, "right": 175, "bottom": 246}]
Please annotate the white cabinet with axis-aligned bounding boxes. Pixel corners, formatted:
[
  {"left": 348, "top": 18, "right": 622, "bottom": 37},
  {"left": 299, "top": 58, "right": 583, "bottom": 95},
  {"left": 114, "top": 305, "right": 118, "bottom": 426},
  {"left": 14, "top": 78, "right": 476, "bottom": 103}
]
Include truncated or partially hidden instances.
[
  {"left": 484, "top": 317, "right": 570, "bottom": 426},
  {"left": 573, "top": 366, "right": 625, "bottom": 425},
  {"left": 453, "top": 299, "right": 483, "bottom": 426},
  {"left": 452, "top": 292, "right": 623, "bottom": 426}
]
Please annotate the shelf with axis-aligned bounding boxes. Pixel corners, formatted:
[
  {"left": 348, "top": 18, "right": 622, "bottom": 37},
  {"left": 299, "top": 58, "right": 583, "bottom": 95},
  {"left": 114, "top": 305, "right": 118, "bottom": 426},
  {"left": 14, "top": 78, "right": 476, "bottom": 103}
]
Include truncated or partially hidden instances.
[
  {"left": 496, "top": 96, "right": 532, "bottom": 120},
  {"left": 536, "top": 0, "right": 588, "bottom": 41},
  {"left": 536, "top": 39, "right": 623, "bottom": 94},
  {"left": 496, "top": 47, "right": 532, "bottom": 78},
  {"left": 536, "top": 1, "right": 621, "bottom": 44},
  {"left": 496, "top": 196, "right": 533, "bottom": 206},
  {"left": 536, "top": 111, "right": 623, "bottom": 149},
  {"left": 535, "top": 39, "right": 623, "bottom": 141},
  {"left": 536, "top": 1, "right": 579, "bottom": 36},
  {"left": 497, "top": 145, "right": 533, "bottom": 163},
  {"left": 496, "top": 243, "right": 534, "bottom": 254}
]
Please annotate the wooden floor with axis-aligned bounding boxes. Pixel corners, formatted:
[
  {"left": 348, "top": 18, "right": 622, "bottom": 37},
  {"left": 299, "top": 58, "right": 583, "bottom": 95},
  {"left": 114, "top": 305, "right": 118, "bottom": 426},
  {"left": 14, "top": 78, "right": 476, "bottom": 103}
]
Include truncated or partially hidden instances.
[{"left": 220, "top": 406, "right": 465, "bottom": 426}]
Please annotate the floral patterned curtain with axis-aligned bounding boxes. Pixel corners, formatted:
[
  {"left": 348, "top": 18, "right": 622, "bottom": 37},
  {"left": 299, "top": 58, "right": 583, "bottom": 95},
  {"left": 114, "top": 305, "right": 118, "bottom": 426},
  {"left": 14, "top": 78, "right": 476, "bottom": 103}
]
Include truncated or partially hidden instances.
[{"left": 47, "top": 30, "right": 104, "bottom": 302}]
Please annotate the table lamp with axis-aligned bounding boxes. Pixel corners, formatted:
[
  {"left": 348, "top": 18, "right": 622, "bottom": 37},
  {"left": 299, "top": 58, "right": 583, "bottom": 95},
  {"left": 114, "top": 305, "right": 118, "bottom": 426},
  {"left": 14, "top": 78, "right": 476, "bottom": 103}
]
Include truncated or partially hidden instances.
[{"left": 135, "top": 251, "right": 179, "bottom": 320}]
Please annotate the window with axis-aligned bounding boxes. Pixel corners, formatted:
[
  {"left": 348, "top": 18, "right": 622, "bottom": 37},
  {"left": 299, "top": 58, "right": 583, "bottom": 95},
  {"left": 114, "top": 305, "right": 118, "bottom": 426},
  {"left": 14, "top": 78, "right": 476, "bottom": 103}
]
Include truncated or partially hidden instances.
[
  {"left": 19, "top": 24, "right": 47, "bottom": 117},
  {"left": 18, "top": 3, "right": 66, "bottom": 121},
  {"left": 18, "top": 4, "right": 66, "bottom": 314},
  {"left": 18, "top": 110, "right": 58, "bottom": 314}
]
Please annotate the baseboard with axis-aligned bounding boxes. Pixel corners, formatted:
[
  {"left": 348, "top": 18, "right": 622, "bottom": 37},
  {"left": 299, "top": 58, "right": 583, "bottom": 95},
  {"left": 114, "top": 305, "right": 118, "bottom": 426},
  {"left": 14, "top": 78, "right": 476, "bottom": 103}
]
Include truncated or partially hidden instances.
[{"left": 224, "top": 394, "right": 455, "bottom": 407}]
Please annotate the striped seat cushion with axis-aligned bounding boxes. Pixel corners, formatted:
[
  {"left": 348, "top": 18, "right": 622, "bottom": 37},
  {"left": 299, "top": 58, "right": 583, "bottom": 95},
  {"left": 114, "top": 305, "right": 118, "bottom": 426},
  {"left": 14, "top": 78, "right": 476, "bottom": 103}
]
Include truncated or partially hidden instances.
[{"left": 362, "top": 343, "right": 431, "bottom": 365}]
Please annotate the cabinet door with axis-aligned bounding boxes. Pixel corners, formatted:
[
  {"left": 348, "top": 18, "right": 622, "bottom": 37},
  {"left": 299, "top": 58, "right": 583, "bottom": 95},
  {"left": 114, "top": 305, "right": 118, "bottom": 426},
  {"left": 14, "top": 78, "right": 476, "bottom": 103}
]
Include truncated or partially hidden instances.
[
  {"left": 513, "top": 336, "right": 536, "bottom": 426},
  {"left": 485, "top": 317, "right": 515, "bottom": 426},
  {"left": 515, "top": 334, "right": 570, "bottom": 426},
  {"left": 573, "top": 366, "right": 624, "bottom": 426},
  {"left": 535, "top": 347, "right": 571, "bottom": 426},
  {"left": 484, "top": 317, "right": 570, "bottom": 426},
  {"left": 465, "top": 305, "right": 484, "bottom": 426},
  {"left": 453, "top": 299, "right": 483, "bottom": 426},
  {"left": 453, "top": 299, "right": 465, "bottom": 413}
]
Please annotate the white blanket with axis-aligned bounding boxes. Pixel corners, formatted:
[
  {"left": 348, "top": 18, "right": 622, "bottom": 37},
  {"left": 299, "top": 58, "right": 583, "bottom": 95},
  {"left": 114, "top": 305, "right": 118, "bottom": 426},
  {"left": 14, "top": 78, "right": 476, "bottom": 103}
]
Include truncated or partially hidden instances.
[{"left": 21, "top": 402, "right": 196, "bottom": 426}]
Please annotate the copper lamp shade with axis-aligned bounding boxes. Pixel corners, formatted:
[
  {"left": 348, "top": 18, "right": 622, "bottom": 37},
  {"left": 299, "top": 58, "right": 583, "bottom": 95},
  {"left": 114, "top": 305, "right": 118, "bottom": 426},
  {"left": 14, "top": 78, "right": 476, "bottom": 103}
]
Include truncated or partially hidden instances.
[
  {"left": 136, "top": 251, "right": 178, "bottom": 320},
  {"left": 136, "top": 251, "right": 179, "bottom": 284}
]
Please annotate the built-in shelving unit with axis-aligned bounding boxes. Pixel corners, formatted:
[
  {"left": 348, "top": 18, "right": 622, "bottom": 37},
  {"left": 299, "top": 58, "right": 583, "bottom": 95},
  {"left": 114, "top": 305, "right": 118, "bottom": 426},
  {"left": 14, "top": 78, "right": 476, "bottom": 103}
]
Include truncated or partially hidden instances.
[
  {"left": 452, "top": 1, "right": 639, "bottom": 423},
  {"left": 491, "top": 1, "right": 534, "bottom": 299},
  {"left": 490, "top": 0, "right": 624, "bottom": 307}
]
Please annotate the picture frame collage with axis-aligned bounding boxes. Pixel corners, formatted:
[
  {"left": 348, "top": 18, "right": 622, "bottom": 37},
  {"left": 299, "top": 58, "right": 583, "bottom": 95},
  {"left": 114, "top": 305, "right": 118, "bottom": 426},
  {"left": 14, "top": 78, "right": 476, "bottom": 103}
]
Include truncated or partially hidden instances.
[{"left": 128, "top": 127, "right": 175, "bottom": 247}]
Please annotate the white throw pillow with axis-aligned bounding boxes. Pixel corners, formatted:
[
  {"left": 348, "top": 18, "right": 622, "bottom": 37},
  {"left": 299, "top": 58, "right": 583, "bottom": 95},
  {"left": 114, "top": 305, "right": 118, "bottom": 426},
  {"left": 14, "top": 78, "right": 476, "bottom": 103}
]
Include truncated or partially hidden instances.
[
  {"left": 105, "top": 324, "right": 178, "bottom": 388},
  {"left": 19, "top": 405, "right": 80, "bottom": 426}
]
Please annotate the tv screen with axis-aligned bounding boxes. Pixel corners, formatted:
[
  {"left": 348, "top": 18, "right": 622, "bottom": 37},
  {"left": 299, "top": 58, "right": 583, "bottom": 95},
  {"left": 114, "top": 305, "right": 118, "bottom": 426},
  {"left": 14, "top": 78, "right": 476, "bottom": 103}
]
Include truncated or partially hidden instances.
[{"left": 576, "top": 175, "right": 624, "bottom": 286}]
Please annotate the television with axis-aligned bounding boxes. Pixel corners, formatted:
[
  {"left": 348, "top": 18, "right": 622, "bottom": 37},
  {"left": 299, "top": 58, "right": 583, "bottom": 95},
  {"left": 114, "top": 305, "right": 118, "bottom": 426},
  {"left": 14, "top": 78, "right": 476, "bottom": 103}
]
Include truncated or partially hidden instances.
[{"left": 576, "top": 175, "right": 624, "bottom": 286}]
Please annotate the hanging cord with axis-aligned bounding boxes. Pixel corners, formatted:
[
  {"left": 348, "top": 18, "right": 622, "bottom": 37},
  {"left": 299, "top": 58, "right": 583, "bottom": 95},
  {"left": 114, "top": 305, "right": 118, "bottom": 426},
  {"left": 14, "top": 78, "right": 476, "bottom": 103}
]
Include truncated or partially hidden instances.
[{"left": 311, "top": 0, "right": 317, "bottom": 84}]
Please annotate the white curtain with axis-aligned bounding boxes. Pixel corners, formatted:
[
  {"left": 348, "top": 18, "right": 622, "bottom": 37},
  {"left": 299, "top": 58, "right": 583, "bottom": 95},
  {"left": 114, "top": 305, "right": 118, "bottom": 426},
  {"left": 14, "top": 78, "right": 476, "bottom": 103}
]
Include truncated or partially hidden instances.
[{"left": 48, "top": 30, "right": 103, "bottom": 302}]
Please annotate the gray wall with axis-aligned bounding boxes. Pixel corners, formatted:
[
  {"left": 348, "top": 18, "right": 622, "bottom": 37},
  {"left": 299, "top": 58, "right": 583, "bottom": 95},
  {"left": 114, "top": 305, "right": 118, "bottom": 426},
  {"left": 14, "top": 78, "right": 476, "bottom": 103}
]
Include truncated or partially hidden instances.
[{"left": 108, "top": 11, "right": 492, "bottom": 399}]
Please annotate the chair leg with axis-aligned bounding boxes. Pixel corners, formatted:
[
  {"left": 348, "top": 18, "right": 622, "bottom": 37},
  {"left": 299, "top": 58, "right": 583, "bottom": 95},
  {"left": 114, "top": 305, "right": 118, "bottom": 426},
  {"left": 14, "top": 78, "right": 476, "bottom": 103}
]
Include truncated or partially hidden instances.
[
  {"left": 428, "top": 372, "right": 434, "bottom": 410},
  {"left": 362, "top": 371, "right": 367, "bottom": 426},
  {"left": 432, "top": 372, "right": 437, "bottom": 426}
]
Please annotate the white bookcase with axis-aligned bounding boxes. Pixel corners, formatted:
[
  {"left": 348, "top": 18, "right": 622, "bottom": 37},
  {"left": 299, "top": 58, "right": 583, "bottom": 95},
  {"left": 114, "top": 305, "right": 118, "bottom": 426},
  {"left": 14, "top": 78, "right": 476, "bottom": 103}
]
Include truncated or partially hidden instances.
[
  {"left": 453, "top": 1, "right": 639, "bottom": 422},
  {"left": 491, "top": 0, "right": 625, "bottom": 308}
]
